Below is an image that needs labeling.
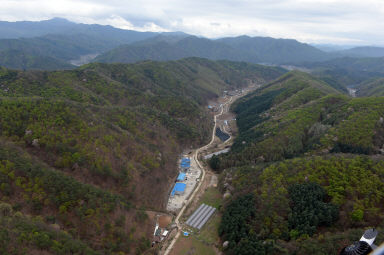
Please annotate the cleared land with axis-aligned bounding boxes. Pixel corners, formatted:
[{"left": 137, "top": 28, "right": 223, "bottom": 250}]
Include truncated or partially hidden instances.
[
  {"left": 166, "top": 156, "right": 202, "bottom": 212},
  {"left": 170, "top": 186, "right": 223, "bottom": 255}
]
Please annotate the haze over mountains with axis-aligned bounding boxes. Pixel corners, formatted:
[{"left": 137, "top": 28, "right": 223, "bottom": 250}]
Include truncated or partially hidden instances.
[{"left": 1, "top": 18, "right": 384, "bottom": 71}]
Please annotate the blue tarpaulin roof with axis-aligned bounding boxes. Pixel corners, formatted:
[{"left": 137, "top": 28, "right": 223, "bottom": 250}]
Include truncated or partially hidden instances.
[
  {"left": 177, "top": 173, "right": 186, "bottom": 181},
  {"left": 181, "top": 158, "right": 190, "bottom": 168},
  {"left": 171, "top": 183, "right": 186, "bottom": 196}
]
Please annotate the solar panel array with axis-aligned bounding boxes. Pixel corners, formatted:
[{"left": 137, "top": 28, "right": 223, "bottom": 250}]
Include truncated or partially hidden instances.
[
  {"left": 215, "top": 127, "right": 230, "bottom": 141},
  {"left": 185, "top": 203, "right": 216, "bottom": 230}
]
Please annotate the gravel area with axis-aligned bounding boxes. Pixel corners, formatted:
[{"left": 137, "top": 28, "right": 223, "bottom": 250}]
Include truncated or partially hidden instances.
[{"left": 166, "top": 155, "right": 202, "bottom": 212}]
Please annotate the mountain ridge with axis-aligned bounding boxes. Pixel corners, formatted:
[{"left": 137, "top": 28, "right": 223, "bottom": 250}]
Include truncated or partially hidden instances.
[{"left": 210, "top": 71, "right": 384, "bottom": 254}]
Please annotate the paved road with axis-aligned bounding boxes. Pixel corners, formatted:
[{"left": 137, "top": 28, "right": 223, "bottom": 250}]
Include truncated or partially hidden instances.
[{"left": 163, "top": 96, "right": 233, "bottom": 255}]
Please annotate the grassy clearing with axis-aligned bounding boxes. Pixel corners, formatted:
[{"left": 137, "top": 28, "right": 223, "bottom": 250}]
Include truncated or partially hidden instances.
[
  {"left": 196, "top": 213, "right": 221, "bottom": 245},
  {"left": 171, "top": 235, "right": 217, "bottom": 255},
  {"left": 199, "top": 186, "right": 223, "bottom": 209},
  {"left": 172, "top": 185, "right": 223, "bottom": 255}
]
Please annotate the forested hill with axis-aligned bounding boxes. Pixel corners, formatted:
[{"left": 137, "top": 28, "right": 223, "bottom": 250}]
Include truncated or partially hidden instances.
[
  {"left": 221, "top": 71, "right": 343, "bottom": 164},
  {"left": 95, "top": 35, "right": 332, "bottom": 65},
  {"left": 0, "top": 49, "right": 75, "bottom": 70},
  {"left": 298, "top": 56, "right": 384, "bottom": 98},
  {"left": 211, "top": 71, "right": 384, "bottom": 254},
  {"left": 0, "top": 58, "right": 285, "bottom": 254},
  {"left": 356, "top": 78, "right": 384, "bottom": 97}
]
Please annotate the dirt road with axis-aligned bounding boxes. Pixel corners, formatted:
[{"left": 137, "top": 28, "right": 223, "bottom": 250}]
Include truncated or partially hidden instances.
[
  {"left": 163, "top": 85, "right": 259, "bottom": 255},
  {"left": 163, "top": 95, "right": 233, "bottom": 255}
]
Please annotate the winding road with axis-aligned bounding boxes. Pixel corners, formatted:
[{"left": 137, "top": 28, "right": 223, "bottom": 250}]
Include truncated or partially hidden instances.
[{"left": 163, "top": 96, "right": 233, "bottom": 255}]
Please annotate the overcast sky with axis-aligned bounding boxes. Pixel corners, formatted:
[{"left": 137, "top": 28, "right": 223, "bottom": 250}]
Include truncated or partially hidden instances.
[{"left": 1, "top": 0, "right": 384, "bottom": 45}]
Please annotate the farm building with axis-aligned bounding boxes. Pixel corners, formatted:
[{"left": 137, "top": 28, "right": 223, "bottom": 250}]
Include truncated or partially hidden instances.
[
  {"left": 162, "top": 230, "right": 169, "bottom": 237},
  {"left": 177, "top": 172, "right": 186, "bottom": 182},
  {"left": 180, "top": 157, "right": 190, "bottom": 170},
  {"left": 171, "top": 183, "right": 186, "bottom": 196},
  {"left": 153, "top": 225, "right": 161, "bottom": 237}
]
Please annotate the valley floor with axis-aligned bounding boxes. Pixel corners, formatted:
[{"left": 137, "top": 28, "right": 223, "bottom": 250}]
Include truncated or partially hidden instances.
[{"left": 161, "top": 85, "right": 259, "bottom": 255}]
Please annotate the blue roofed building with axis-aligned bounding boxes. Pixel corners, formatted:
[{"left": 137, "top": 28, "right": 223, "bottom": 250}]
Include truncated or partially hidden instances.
[
  {"left": 180, "top": 157, "right": 191, "bottom": 170},
  {"left": 177, "top": 173, "right": 186, "bottom": 182},
  {"left": 171, "top": 183, "right": 186, "bottom": 196}
]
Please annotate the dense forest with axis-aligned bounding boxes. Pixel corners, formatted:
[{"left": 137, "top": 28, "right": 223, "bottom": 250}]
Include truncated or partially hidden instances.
[
  {"left": 305, "top": 56, "right": 384, "bottom": 90},
  {"left": 213, "top": 71, "right": 384, "bottom": 254},
  {"left": 356, "top": 78, "right": 384, "bottom": 97},
  {"left": 0, "top": 58, "right": 284, "bottom": 254}
]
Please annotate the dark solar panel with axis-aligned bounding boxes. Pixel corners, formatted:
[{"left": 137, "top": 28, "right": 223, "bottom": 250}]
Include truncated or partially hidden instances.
[{"left": 215, "top": 128, "right": 230, "bottom": 141}]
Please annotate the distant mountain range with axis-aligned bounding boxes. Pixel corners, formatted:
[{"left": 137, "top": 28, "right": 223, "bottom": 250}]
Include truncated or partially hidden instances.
[
  {"left": 337, "top": 46, "right": 384, "bottom": 58},
  {"left": 0, "top": 18, "right": 159, "bottom": 70},
  {"left": 0, "top": 17, "right": 157, "bottom": 40},
  {"left": 95, "top": 35, "right": 332, "bottom": 65},
  {"left": 1, "top": 18, "right": 384, "bottom": 70}
]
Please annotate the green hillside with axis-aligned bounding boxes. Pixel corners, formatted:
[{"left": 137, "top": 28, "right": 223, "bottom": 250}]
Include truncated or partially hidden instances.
[
  {"left": 306, "top": 57, "right": 384, "bottom": 90},
  {"left": 219, "top": 156, "right": 384, "bottom": 254},
  {"left": 212, "top": 71, "right": 384, "bottom": 254},
  {"left": 0, "top": 49, "right": 74, "bottom": 70},
  {"left": 217, "top": 71, "right": 342, "bottom": 165},
  {"left": 217, "top": 71, "right": 384, "bottom": 166},
  {"left": 0, "top": 201, "right": 99, "bottom": 255},
  {"left": 356, "top": 78, "right": 384, "bottom": 97},
  {"left": 0, "top": 58, "right": 284, "bottom": 254}
]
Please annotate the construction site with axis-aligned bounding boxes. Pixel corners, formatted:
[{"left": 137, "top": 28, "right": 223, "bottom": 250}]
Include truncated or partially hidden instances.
[{"left": 166, "top": 155, "right": 201, "bottom": 212}]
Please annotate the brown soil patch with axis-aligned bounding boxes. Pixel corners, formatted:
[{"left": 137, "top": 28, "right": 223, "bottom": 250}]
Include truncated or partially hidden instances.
[
  {"left": 159, "top": 215, "right": 173, "bottom": 228},
  {"left": 170, "top": 236, "right": 194, "bottom": 255}
]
